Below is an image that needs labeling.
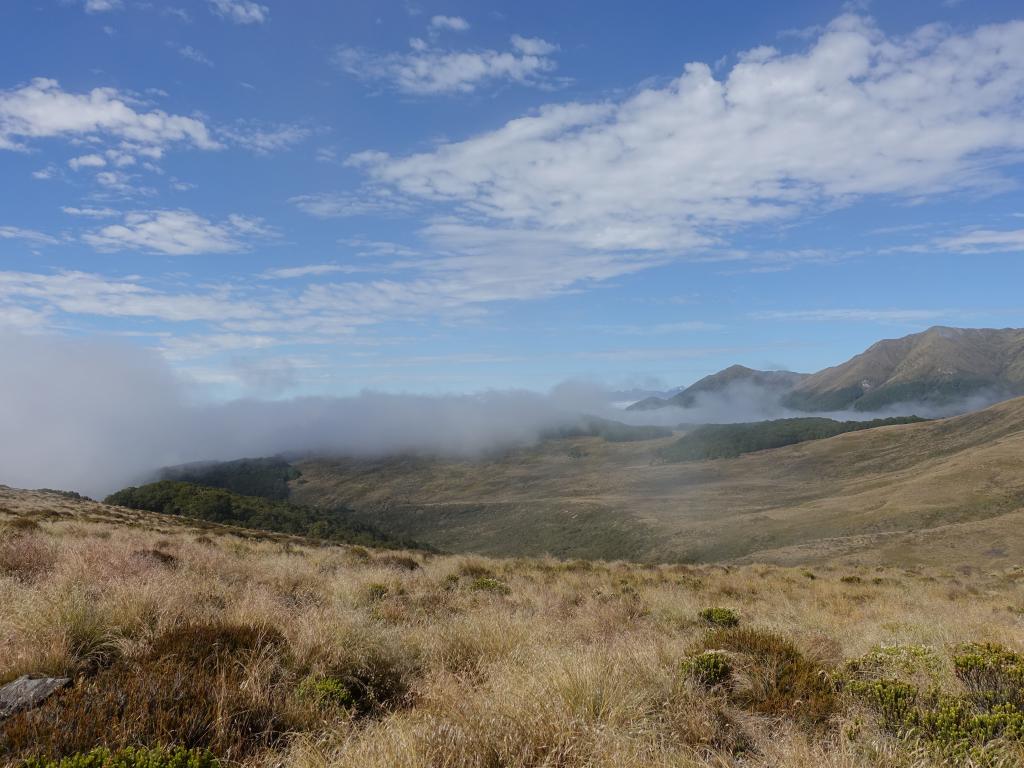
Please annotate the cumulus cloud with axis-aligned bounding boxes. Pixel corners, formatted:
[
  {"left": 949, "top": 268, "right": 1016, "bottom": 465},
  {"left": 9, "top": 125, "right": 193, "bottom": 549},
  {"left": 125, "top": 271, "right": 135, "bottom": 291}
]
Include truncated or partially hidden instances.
[
  {"left": 429, "top": 15, "right": 469, "bottom": 32},
  {"left": 82, "top": 209, "right": 273, "bottom": 255},
  {"left": 334, "top": 34, "right": 559, "bottom": 94},
  {"left": 352, "top": 15, "right": 1024, "bottom": 260},
  {"left": 68, "top": 153, "right": 106, "bottom": 170},
  {"left": 0, "top": 78, "right": 220, "bottom": 152},
  {"left": 209, "top": 0, "right": 268, "bottom": 24}
]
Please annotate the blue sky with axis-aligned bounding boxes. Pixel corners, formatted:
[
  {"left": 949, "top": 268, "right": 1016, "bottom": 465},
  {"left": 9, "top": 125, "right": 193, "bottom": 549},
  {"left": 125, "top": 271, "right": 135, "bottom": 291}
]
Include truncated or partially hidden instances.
[{"left": 2, "top": 0, "right": 1024, "bottom": 399}]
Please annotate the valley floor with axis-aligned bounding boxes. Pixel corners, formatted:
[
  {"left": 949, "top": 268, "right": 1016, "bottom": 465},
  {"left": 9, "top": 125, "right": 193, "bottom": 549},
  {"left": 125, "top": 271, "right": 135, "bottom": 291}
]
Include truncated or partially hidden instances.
[{"left": 3, "top": 488, "right": 1024, "bottom": 767}]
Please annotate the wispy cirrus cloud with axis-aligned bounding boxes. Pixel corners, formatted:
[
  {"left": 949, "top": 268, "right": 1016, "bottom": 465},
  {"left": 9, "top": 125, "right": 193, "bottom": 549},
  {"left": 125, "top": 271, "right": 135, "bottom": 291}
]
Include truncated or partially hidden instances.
[
  {"left": 334, "top": 34, "right": 560, "bottom": 94},
  {"left": 0, "top": 226, "right": 59, "bottom": 246},
  {"left": 936, "top": 228, "right": 1024, "bottom": 254}
]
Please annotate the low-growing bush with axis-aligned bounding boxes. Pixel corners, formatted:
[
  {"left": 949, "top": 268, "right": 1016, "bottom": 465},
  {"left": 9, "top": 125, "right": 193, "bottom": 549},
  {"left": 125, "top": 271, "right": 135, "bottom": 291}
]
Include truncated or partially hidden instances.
[
  {"left": 683, "top": 651, "right": 733, "bottom": 688},
  {"left": 296, "top": 675, "right": 354, "bottom": 710},
  {"left": 698, "top": 607, "right": 740, "bottom": 627},
  {"left": 23, "top": 746, "right": 219, "bottom": 768},
  {"left": 953, "top": 642, "right": 1024, "bottom": 707}
]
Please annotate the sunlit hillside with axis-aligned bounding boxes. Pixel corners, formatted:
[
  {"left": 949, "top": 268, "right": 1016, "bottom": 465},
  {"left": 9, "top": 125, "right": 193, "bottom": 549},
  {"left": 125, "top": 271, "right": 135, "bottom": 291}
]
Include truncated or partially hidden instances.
[{"left": 3, "top": 487, "right": 1024, "bottom": 767}]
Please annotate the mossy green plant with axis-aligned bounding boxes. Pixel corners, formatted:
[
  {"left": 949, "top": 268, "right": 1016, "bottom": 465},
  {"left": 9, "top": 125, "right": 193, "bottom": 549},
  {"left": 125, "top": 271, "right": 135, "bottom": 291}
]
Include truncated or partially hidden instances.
[
  {"left": 469, "top": 577, "right": 511, "bottom": 595},
  {"left": 23, "top": 746, "right": 218, "bottom": 768}
]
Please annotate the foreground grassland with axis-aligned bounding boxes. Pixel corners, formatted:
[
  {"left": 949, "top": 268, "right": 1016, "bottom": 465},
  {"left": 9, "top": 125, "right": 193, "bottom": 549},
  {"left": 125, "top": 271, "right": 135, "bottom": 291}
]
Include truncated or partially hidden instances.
[{"left": 4, "top": 488, "right": 1024, "bottom": 767}]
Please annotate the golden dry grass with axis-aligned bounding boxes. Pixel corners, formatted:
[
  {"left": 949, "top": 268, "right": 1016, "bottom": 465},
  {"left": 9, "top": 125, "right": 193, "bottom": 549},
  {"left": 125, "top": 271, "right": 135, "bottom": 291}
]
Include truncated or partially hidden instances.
[{"left": 3, "top": 487, "right": 1024, "bottom": 766}]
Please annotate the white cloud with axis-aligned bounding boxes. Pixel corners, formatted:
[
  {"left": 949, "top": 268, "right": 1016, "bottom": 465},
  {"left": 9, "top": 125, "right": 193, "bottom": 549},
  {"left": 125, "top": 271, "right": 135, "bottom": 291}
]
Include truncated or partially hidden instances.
[
  {"left": 218, "top": 121, "right": 313, "bottom": 153},
  {"left": 209, "top": 0, "right": 268, "bottom": 25},
  {"left": 62, "top": 206, "right": 119, "bottom": 218},
  {"left": 82, "top": 210, "right": 273, "bottom": 255},
  {"left": 430, "top": 15, "right": 469, "bottom": 32},
  {"left": 178, "top": 45, "right": 213, "bottom": 66},
  {"left": 261, "top": 264, "right": 358, "bottom": 279},
  {"left": 0, "top": 270, "right": 269, "bottom": 324},
  {"left": 334, "top": 34, "right": 559, "bottom": 94},
  {"left": 68, "top": 153, "right": 106, "bottom": 170},
  {"left": 0, "top": 226, "right": 59, "bottom": 246},
  {"left": 352, "top": 14, "right": 1024, "bottom": 264},
  {"left": 0, "top": 78, "right": 220, "bottom": 152},
  {"left": 936, "top": 228, "right": 1024, "bottom": 253},
  {"left": 752, "top": 308, "right": 954, "bottom": 323},
  {"left": 289, "top": 190, "right": 413, "bottom": 217},
  {"left": 84, "top": 0, "right": 121, "bottom": 12},
  {"left": 510, "top": 35, "right": 557, "bottom": 56},
  {"left": 32, "top": 166, "right": 57, "bottom": 180}
]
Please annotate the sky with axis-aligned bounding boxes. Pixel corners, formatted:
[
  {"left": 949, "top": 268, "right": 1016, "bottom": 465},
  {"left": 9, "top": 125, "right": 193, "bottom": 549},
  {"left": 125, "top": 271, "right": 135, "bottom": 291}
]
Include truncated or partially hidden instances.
[{"left": 2, "top": 0, "right": 1024, "bottom": 400}]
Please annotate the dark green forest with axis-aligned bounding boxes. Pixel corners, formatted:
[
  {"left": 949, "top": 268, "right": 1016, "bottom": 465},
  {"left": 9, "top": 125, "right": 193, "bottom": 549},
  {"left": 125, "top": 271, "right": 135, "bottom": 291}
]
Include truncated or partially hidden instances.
[
  {"left": 105, "top": 480, "right": 426, "bottom": 550},
  {"left": 660, "top": 415, "right": 926, "bottom": 462}
]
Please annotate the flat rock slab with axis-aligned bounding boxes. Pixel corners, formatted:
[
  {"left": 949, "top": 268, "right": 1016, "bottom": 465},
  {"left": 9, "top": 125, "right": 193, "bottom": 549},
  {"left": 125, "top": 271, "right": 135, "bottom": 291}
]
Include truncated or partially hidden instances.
[{"left": 0, "top": 675, "right": 70, "bottom": 719}]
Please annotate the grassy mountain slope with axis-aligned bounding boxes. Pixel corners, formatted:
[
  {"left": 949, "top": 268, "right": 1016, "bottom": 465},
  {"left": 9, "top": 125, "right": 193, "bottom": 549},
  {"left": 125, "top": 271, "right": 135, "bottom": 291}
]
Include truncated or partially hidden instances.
[
  {"left": 290, "top": 396, "right": 1024, "bottom": 565},
  {"left": 626, "top": 364, "right": 806, "bottom": 411},
  {"left": 784, "top": 326, "right": 1024, "bottom": 411},
  {"left": 5, "top": 486, "right": 1024, "bottom": 767}
]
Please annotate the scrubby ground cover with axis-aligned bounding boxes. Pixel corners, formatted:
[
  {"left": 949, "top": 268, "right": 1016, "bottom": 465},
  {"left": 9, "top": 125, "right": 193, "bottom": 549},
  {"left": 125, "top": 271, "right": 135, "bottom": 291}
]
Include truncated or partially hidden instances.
[{"left": 3, "top": 488, "right": 1024, "bottom": 767}]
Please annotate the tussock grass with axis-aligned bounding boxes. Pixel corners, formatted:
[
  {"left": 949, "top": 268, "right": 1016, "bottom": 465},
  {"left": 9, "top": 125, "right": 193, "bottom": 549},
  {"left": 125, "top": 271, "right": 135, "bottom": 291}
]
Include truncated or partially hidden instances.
[{"left": 3, "top": 487, "right": 1024, "bottom": 766}]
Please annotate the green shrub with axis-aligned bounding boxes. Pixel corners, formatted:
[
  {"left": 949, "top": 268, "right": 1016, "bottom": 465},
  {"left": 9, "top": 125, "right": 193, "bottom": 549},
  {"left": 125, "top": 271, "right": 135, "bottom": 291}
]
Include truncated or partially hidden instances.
[
  {"left": 469, "top": 577, "right": 511, "bottom": 595},
  {"left": 840, "top": 575, "right": 863, "bottom": 584},
  {"left": 296, "top": 675, "right": 354, "bottom": 710},
  {"left": 698, "top": 607, "right": 740, "bottom": 627},
  {"left": 953, "top": 642, "right": 1024, "bottom": 708},
  {"left": 683, "top": 651, "right": 732, "bottom": 688},
  {"left": 23, "top": 746, "right": 218, "bottom": 768}
]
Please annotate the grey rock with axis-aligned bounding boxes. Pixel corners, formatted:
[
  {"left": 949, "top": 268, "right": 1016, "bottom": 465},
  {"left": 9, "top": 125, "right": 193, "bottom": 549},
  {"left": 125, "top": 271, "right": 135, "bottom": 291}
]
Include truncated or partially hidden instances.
[{"left": 0, "top": 675, "right": 70, "bottom": 719}]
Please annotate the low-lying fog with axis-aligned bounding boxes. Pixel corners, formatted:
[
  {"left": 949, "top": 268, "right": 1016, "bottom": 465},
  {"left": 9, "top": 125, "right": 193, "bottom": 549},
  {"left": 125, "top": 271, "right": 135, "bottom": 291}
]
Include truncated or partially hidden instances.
[{"left": 0, "top": 333, "right": 1000, "bottom": 498}]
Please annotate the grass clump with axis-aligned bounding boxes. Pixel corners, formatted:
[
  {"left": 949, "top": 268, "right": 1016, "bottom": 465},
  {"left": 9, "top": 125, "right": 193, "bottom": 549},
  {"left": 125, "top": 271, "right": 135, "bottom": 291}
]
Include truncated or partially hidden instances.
[
  {"left": 698, "top": 607, "right": 739, "bottom": 627},
  {"left": 1, "top": 622, "right": 292, "bottom": 763},
  {"left": 683, "top": 651, "right": 733, "bottom": 688},
  {"left": 699, "top": 626, "right": 837, "bottom": 725},
  {"left": 23, "top": 746, "right": 218, "bottom": 768}
]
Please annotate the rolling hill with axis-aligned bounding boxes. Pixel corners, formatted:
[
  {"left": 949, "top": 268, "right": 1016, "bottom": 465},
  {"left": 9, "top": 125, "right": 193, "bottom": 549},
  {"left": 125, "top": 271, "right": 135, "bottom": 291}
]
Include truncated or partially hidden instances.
[{"left": 289, "top": 395, "right": 1024, "bottom": 565}]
